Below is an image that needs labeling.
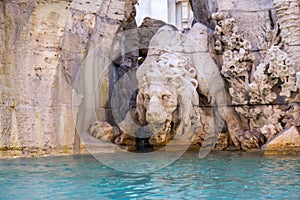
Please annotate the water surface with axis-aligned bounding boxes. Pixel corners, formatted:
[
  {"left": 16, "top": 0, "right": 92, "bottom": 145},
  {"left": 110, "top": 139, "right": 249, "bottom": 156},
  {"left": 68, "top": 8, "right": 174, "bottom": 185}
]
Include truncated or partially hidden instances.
[{"left": 0, "top": 152, "right": 299, "bottom": 199}]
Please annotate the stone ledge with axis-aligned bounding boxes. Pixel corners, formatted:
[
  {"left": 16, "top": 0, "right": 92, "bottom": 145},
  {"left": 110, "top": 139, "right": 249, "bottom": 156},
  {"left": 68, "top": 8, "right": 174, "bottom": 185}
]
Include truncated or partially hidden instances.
[
  {"left": 261, "top": 126, "right": 300, "bottom": 154},
  {"left": 0, "top": 147, "right": 83, "bottom": 159},
  {"left": 263, "top": 149, "right": 300, "bottom": 155}
]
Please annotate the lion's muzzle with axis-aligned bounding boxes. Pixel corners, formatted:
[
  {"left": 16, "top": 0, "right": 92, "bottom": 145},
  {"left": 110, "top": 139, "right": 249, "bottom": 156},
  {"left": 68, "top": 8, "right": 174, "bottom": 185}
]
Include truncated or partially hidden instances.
[{"left": 146, "top": 96, "right": 168, "bottom": 124}]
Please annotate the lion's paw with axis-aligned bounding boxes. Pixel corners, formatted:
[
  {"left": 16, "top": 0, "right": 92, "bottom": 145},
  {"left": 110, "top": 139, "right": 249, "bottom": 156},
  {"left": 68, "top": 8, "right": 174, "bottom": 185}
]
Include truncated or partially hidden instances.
[{"left": 88, "top": 121, "right": 119, "bottom": 142}]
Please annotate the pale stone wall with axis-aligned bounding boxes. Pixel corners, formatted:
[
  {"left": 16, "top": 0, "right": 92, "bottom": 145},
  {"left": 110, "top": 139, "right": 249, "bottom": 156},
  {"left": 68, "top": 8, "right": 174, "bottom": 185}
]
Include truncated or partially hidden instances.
[{"left": 0, "top": 0, "right": 137, "bottom": 157}]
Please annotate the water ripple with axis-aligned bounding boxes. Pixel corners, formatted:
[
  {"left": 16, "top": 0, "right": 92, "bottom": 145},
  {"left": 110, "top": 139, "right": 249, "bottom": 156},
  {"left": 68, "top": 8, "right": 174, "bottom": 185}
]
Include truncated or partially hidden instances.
[{"left": 0, "top": 152, "right": 299, "bottom": 199}]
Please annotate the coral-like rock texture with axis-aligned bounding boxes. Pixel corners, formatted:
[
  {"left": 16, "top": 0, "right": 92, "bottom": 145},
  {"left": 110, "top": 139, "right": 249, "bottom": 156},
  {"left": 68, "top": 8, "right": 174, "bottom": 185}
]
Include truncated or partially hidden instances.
[{"left": 209, "top": 0, "right": 300, "bottom": 152}]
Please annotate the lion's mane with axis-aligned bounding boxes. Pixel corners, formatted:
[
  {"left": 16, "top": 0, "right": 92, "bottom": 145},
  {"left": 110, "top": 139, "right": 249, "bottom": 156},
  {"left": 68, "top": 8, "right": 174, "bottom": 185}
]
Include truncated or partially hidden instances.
[{"left": 136, "top": 53, "right": 201, "bottom": 137}]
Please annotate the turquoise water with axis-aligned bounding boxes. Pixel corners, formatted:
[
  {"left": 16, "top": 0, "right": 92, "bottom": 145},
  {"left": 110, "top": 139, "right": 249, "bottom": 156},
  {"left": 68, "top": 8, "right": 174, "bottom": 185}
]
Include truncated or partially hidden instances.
[{"left": 0, "top": 152, "right": 299, "bottom": 200}]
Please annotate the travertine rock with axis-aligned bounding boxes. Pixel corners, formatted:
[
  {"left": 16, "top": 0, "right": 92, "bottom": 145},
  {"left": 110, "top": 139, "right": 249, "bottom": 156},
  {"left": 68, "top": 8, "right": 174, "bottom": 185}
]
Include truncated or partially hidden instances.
[
  {"left": 274, "top": 0, "right": 300, "bottom": 71},
  {"left": 217, "top": 0, "right": 274, "bottom": 11},
  {"left": 189, "top": 0, "right": 217, "bottom": 29},
  {"left": 262, "top": 126, "right": 300, "bottom": 152},
  {"left": 138, "top": 17, "right": 173, "bottom": 58},
  {"left": 213, "top": 133, "right": 229, "bottom": 151},
  {"left": 2, "top": 0, "right": 300, "bottom": 157},
  {"left": 213, "top": 11, "right": 299, "bottom": 150},
  {"left": 0, "top": 0, "right": 137, "bottom": 157},
  {"left": 1, "top": 0, "right": 74, "bottom": 155},
  {"left": 117, "top": 133, "right": 136, "bottom": 146}
]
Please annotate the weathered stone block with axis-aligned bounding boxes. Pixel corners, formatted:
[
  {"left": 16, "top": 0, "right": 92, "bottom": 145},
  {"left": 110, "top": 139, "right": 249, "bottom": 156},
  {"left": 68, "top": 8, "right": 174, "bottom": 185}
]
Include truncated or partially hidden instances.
[{"left": 262, "top": 126, "right": 300, "bottom": 153}]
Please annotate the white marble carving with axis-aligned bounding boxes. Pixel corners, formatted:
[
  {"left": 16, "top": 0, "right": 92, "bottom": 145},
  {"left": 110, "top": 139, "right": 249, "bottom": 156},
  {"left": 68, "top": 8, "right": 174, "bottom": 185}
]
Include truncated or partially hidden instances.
[
  {"left": 213, "top": 11, "right": 299, "bottom": 142},
  {"left": 136, "top": 52, "right": 201, "bottom": 144}
]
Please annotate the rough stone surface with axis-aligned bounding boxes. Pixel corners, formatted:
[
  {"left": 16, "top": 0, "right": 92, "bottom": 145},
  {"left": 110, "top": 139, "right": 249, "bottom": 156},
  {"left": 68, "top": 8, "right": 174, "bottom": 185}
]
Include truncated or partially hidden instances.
[
  {"left": 262, "top": 126, "right": 300, "bottom": 153},
  {"left": 274, "top": 0, "right": 300, "bottom": 71},
  {"left": 213, "top": 1, "right": 299, "bottom": 149},
  {"left": 217, "top": 0, "right": 274, "bottom": 11},
  {"left": 189, "top": 0, "right": 218, "bottom": 30},
  {"left": 213, "top": 133, "right": 229, "bottom": 151},
  {"left": 0, "top": 0, "right": 137, "bottom": 157},
  {"left": 138, "top": 17, "right": 172, "bottom": 58},
  {"left": 2, "top": 0, "right": 300, "bottom": 157}
]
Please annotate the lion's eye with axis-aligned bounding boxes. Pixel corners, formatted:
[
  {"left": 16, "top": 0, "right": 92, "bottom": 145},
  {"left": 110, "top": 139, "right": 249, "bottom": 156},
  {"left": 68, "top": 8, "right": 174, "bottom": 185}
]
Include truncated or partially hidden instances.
[{"left": 162, "top": 95, "right": 171, "bottom": 100}]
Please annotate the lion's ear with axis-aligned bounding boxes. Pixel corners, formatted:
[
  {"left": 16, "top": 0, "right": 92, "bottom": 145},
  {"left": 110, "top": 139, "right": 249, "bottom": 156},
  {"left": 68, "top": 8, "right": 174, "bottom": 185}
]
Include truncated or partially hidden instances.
[{"left": 136, "top": 92, "right": 146, "bottom": 125}]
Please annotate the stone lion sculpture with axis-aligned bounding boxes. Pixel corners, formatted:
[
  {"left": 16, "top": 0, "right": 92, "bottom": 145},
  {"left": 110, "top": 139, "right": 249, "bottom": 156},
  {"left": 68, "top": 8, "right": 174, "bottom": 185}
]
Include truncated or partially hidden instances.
[
  {"left": 136, "top": 52, "right": 202, "bottom": 145},
  {"left": 89, "top": 23, "right": 266, "bottom": 151}
]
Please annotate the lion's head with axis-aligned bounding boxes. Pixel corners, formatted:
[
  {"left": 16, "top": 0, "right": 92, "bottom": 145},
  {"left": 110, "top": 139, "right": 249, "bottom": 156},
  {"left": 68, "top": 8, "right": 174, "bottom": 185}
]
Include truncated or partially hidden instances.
[{"left": 136, "top": 53, "right": 201, "bottom": 143}]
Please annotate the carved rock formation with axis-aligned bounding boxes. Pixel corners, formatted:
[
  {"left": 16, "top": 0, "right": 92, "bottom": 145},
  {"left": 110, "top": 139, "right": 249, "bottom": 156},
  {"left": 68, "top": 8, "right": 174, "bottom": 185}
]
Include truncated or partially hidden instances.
[
  {"left": 262, "top": 126, "right": 300, "bottom": 153},
  {"left": 274, "top": 0, "right": 300, "bottom": 71},
  {"left": 89, "top": 24, "right": 216, "bottom": 150},
  {"left": 2, "top": 0, "right": 300, "bottom": 157},
  {"left": 89, "top": 22, "right": 272, "bottom": 151},
  {"left": 212, "top": 10, "right": 300, "bottom": 151},
  {"left": 189, "top": 0, "right": 217, "bottom": 29},
  {"left": 138, "top": 17, "right": 174, "bottom": 59}
]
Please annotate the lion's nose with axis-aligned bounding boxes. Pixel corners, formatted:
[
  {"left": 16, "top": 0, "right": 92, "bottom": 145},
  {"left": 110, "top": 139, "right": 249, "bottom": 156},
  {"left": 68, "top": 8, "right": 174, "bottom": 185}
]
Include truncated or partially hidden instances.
[
  {"left": 146, "top": 110, "right": 167, "bottom": 123},
  {"left": 146, "top": 97, "right": 167, "bottom": 123},
  {"left": 147, "top": 109, "right": 165, "bottom": 122}
]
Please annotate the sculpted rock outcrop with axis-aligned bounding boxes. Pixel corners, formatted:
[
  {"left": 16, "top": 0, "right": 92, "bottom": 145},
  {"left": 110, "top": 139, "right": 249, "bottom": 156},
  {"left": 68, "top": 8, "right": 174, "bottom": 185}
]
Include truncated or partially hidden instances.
[
  {"left": 213, "top": 11, "right": 300, "bottom": 150},
  {"left": 2, "top": 0, "right": 300, "bottom": 157},
  {"left": 262, "top": 126, "right": 300, "bottom": 153},
  {"left": 90, "top": 5, "right": 300, "bottom": 153},
  {"left": 89, "top": 23, "right": 269, "bottom": 151},
  {"left": 138, "top": 17, "right": 175, "bottom": 59}
]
